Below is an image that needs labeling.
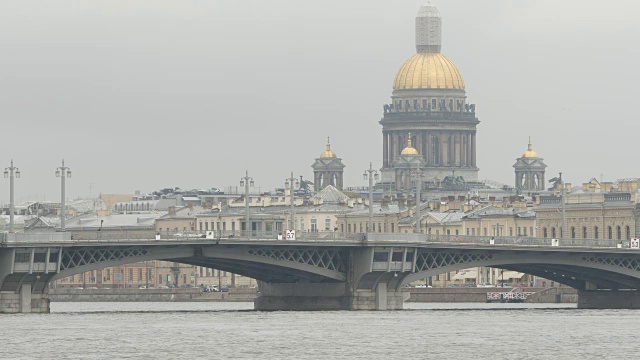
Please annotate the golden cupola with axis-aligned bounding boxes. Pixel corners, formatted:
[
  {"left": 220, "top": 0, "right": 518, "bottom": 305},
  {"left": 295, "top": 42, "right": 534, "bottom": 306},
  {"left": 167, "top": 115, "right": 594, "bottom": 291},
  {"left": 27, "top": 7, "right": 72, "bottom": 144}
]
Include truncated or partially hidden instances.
[
  {"left": 522, "top": 138, "right": 538, "bottom": 158},
  {"left": 392, "top": 3, "right": 465, "bottom": 90},
  {"left": 320, "top": 137, "right": 337, "bottom": 158},
  {"left": 401, "top": 133, "right": 419, "bottom": 155}
]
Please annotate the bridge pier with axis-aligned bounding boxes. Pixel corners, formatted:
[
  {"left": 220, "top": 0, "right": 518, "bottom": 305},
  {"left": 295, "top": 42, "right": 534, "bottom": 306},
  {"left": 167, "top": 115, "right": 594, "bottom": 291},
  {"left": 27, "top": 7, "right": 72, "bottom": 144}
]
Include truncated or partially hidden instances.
[
  {"left": 578, "top": 290, "right": 640, "bottom": 309},
  {"left": 0, "top": 285, "right": 50, "bottom": 314},
  {"left": 253, "top": 282, "right": 406, "bottom": 311}
]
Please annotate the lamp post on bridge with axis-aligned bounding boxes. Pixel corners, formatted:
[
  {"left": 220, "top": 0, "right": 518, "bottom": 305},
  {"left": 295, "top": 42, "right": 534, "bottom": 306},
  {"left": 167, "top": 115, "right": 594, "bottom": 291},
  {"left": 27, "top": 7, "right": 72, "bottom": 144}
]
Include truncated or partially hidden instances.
[
  {"left": 362, "top": 162, "right": 378, "bottom": 233},
  {"left": 239, "top": 170, "right": 254, "bottom": 235},
  {"left": 4, "top": 160, "right": 20, "bottom": 233},
  {"left": 560, "top": 172, "right": 566, "bottom": 239},
  {"left": 55, "top": 160, "right": 71, "bottom": 231},
  {"left": 285, "top": 172, "right": 299, "bottom": 231},
  {"left": 412, "top": 165, "right": 425, "bottom": 234}
]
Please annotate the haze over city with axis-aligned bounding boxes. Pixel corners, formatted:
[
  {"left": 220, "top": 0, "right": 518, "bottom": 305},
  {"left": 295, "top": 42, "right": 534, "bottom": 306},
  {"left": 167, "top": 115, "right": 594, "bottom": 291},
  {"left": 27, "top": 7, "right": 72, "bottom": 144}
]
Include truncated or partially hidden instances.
[{"left": 1, "top": 0, "right": 638, "bottom": 204}]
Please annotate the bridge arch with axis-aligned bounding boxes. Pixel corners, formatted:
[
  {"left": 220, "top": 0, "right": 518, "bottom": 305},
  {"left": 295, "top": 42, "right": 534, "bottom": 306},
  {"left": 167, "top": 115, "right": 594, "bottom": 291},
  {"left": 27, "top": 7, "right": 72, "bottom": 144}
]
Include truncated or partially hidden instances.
[
  {"left": 49, "top": 245, "right": 347, "bottom": 285},
  {"left": 397, "top": 249, "right": 640, "bottom": 291}
]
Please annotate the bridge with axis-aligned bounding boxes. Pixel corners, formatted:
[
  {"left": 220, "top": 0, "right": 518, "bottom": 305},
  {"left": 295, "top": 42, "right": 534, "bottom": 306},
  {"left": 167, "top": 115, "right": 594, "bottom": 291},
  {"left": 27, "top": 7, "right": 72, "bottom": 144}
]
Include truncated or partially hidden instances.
[{"left": 2, "top": 231, "right": 640, "bottom": 313}]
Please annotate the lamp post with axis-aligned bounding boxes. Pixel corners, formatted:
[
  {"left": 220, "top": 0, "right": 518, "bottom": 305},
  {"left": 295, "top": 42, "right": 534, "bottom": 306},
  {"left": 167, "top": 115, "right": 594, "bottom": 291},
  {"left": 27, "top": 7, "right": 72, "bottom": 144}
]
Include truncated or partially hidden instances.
[
  {"left": 560, "top": 172, "right": 566, "bottom": 239},
  {"left": 285, "top": 172, "right": 299, "bottom": 230},
  {"left": 4, "top": 160, "right": 20, "bottom": 233},
  {"left": 55, "top": 160, "right": 71, "bottom": 231},
  {"left": 239, "top": 170, "right": 254, "bottom": 235},
  {"left": 412, "top": 165, "right": 425, "bottom": 234},
  {"left": 363, "top": 162, "right": 378, "bottom": 233}
]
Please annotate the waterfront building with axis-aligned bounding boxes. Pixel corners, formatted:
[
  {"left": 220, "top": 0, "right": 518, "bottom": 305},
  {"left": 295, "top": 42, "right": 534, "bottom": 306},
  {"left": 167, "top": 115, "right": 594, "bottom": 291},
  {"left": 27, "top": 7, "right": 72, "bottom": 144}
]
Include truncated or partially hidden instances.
[
  {"left": 379, "top": 3, "right": 479, "bottom": 190},
  {"left": 534, "top": 178, "right": 640, "bottom": 240}
]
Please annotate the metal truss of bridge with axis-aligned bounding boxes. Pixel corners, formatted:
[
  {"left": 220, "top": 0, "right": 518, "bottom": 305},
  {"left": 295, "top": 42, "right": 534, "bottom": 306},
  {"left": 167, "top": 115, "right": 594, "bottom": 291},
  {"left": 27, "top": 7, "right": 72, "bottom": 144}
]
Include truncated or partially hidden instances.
[{"left": 2, "top": 231, "right": 640, "bottom": 313}]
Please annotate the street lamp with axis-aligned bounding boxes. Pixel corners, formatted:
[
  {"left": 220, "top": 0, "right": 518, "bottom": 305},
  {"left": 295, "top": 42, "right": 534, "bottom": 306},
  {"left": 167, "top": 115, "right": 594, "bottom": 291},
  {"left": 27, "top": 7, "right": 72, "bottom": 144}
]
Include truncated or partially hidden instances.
[
  {"left": 239, "top": 170, "right": 254, "bottom": 235},
  {"left": 4, "top": 160, "right": 20, "bottom": 233},
  {"left": 285, "top": 172, "right": 299, "bottom": 230},
  {"left": 363, "top": 162, "right": 379, "bottom": 233},
  {"left": 412, "top": 165, "right": 425, "bottom": 234},
  {"left": 560, "top": 172, "right": 566, "bottom": 239},
  {"left": 55, "top": 160, "right": 71, "bottom": 231}
]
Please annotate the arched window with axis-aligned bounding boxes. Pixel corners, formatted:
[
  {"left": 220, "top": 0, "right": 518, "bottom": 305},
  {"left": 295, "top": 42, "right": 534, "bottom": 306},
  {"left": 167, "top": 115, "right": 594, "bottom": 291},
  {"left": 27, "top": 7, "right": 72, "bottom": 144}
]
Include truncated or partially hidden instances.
[
  {"left": 617, "top": 226, "right": 622, "bottom": 240},
  {"left": 551, "top": 227, "right": 556, "bottom": 238},
  {"left": 608, "top": 226, "right": 612, "bottom": 239},
  {"left": 543, "top": 228, "right": 548, "bottom": 238},
  {"left": 594, "top": 226, "right": 599, "bottom": 239},
  {"left": 626, "top": 226, "right": 631, "bottom": 240},
  {"left": 582, "top": 227, "right": 587, "bottom": 239},
  {"left": 571, "top": 227, "right": 576, "bottom": 238}
]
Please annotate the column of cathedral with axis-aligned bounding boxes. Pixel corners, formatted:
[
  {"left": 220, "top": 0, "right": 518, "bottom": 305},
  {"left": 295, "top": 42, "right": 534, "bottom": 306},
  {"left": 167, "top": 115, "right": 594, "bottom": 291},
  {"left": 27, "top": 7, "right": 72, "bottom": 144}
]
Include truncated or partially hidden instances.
[{"left": 385, "top": 129, "right": 476, "bottom": 168}]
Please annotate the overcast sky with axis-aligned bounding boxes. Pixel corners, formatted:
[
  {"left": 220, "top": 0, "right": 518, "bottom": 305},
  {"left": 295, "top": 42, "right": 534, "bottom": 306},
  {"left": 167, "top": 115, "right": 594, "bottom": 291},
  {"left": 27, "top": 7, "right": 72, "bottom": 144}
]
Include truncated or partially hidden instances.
[{"left": 1, "top": 0, "right": 639, "bottom": 204}]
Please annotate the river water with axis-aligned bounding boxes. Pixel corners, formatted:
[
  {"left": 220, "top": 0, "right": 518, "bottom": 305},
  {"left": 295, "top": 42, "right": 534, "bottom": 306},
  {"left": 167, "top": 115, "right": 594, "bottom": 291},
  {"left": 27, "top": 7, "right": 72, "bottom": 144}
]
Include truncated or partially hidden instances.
[{"left": 0, "top": 302, "right": 637, "bottom": 359}]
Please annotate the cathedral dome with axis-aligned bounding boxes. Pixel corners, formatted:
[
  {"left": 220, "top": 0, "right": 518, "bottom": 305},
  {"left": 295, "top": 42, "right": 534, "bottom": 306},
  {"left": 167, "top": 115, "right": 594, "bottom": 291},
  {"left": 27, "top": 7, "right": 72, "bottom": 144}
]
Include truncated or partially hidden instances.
[
  {"left": 522, "top": 141, "right": 538, "bottom": 158},
  {"left": 401, "top": 134, "right": 419, "bottom": 155},
  {"left": 393, "top": 52, "right": 465, "bottom": 90},
  {"left": 320, "top": 139, "right": 337, "bottom": 158}
]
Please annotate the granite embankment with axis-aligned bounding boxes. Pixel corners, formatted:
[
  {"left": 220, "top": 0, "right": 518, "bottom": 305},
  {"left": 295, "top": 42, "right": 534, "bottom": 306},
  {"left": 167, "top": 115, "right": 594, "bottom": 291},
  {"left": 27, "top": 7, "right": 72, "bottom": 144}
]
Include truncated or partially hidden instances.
[
  {"left": 50, "top": 287, "right": 577, "bottom": 303},
  {"left": 49, "top": 288, "right": 258, "bottom": 302},
  {"left": 404, "top": 287, "right": 577, "bottom": 303}
]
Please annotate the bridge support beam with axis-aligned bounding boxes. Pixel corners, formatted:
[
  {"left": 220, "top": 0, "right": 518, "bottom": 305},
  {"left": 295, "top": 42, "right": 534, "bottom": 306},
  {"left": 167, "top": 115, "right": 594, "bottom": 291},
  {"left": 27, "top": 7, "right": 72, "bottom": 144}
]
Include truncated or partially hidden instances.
[{"left": 578, "top": 290, "right": 640, "bottom": 309}]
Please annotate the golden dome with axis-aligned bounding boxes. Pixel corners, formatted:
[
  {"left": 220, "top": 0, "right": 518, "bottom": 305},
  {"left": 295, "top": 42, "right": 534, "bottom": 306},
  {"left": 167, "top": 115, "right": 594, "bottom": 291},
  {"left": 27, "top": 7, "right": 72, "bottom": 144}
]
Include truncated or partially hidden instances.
[
  {"left": 401, "top": 133, "right": 419, "bottom": 155},
  {"left": 393, "top": 52, "right": 465, "bottom": 90},
  {"left": 522, "top": 139, "right": 538, "bottom": 158},
  {"left": 320, "top": 137, "right": 337, "bottom": 158}
]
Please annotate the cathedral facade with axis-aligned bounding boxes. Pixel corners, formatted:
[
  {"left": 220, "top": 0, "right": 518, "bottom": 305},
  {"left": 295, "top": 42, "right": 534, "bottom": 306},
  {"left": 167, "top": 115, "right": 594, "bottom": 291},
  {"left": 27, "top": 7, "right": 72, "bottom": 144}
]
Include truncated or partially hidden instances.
[{"left": 379, "top": 4, "right": 479, "bottom": 188}]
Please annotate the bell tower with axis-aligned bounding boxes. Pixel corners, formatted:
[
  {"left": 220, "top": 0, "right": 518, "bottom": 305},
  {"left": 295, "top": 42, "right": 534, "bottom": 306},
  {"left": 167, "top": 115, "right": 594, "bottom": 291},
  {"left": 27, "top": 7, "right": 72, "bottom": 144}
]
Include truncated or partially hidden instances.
[
  {"left": 311, "top": 137, "right": 345, "bottom": 192},
  {"left": 513, "top": 138, "right": 547, "bottom": 191}
]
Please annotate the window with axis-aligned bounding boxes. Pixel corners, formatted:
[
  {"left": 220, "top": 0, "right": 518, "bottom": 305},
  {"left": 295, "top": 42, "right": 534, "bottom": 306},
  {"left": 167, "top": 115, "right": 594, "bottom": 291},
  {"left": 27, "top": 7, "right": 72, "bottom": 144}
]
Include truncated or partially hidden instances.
[
  {"left": 455, "top": 229, "right": 459, "bottom": 235},
  {"left": 159, "top": 275, "right": 163, "bottom": 284},
  {"left": 431, "top": 99, "right": 436, "bottom": 109},
  {"left": 138, "top": 269, "right": 142, "bottom": 281},
  {"left": 446, "top": 230, "right": 450, "bottom": 235},
  {"left": 509, "top": 227, "right": 513, "bottom": 236},
  {"left": 205, "top": 222, "right": 209, "bottom": 231},
  {"left": 517, "top": 227, "right": 521, "bottom": 236},
  {"left": 608, "top": 226, "right": 612, "bottom": 239},
  {"left": 570, "top": 227, "right": 576, "bottom": 239},
  {"left": 378, "top": 223, "right": 382, "bottom": 232},
  {"left": 106, "top": 269, "right": 111, "bottom": 281},
  {"left": 543, "top": 228, "right": 548, "bottom": 238},
  {"left": 472, "top": 228, "right": 475, "bottom": 235},
  {"left": 466, "top": 229, "right": 469, "bottom": 235},
  {"left": 523, "top": 227, "right": 527, "bottom": 236},
  {"left": 617, "top": 226, "right": 622, "bottom": 240},
  {"left": 594, "top": 226, "right": 599, "bottom": 239},
  {"left": 582, "top": 227, "right": 587, "bottom": 239},
  {"left": 325, "top": 219, "right": 331, "bottom": 230},
  {"left": 422, "top": 99, "right": 427, "bottom": 110},
  {"left": 359, "top": 223, "right": 363, "bottom": 233},
  {"left": 483, "top": 228, "right": 487, "bottom": 236},
  {"left": 552, "top": 227, "right": 556, "bottom": 238},
  {"left": 310, "top": 219, "right": 317, "bottom": 232},
  {"left": 391, "top": 223, "right": 395, "bottom": 233},
  {"left": 530, "top": 227, "right": 533, "bottom": 237},
  {"left": 348, "top": 224, "right": 352, "bottom": 233},
  {"left": 129, "top": 269, "right": 133, "bottom": 281},
  {"left": 626, "top": 226, "right": 631, "bottom": 240},
  {"left": 413, "top": 99, "right": 418, "bottom": 110}
]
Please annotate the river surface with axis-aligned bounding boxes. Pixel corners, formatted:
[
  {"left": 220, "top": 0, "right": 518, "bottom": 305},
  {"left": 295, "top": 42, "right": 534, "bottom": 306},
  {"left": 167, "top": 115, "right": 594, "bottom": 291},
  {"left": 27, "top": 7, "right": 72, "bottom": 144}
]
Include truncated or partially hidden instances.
[{"left": 0, "top": 302, "right": 637, "bottom": 359}]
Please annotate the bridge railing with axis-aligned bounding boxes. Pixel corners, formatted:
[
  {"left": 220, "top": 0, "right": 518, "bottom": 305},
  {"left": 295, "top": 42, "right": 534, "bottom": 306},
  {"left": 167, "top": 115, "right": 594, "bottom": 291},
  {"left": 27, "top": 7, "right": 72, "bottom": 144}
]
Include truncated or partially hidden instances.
[
  {"left": 155, "top": 230, "right": 366, "bottom": 242},
  {"left": 367, "top": 233, "right": 631, "bottom": 248}
]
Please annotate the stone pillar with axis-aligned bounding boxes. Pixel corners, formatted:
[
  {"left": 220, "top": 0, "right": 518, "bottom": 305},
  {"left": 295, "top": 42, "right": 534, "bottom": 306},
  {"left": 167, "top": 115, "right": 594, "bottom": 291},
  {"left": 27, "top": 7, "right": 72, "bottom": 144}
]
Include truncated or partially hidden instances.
[
  {"left": 425, "top": 134, "right": 432, "bottom": 166},
  {"left": 20, "top": 284, "right": 32, "bottom": 313},
  {"left": 471, "top": 132, "right": 476, "bottom": 167},
  {"left": 375, "top": 282, "right": 388, "bottom": 310},
  {"left": 383, "top": 132, "right": 389, "bottom": 168},
  {"left": 467, "top": 132, "right": 472, "bottom": 167}
]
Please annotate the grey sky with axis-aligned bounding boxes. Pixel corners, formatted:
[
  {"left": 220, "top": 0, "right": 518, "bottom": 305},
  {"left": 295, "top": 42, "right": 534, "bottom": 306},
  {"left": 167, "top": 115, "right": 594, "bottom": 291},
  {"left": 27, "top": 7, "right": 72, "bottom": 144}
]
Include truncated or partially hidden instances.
[{"left": 1, "top": 0, "right": 639, "bottom": 204}]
